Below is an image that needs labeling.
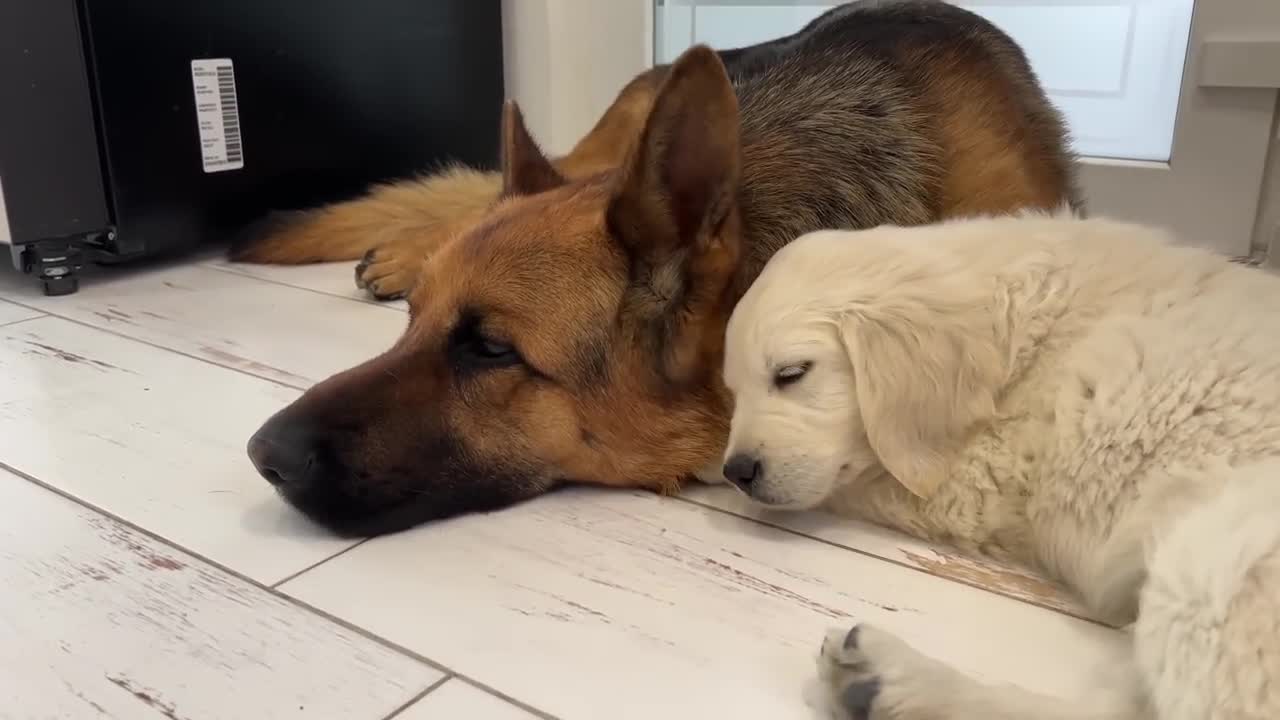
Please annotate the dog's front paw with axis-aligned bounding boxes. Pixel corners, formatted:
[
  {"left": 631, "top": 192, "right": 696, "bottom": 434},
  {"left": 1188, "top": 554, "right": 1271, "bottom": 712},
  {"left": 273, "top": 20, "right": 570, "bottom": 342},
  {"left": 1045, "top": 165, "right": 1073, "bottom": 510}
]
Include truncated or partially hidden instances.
[
  {"left": 354, "top": 242, "right": 425, "bottom": 301},
  {"left": 818, "top": 624, "right": 956, "bottom": 720}
]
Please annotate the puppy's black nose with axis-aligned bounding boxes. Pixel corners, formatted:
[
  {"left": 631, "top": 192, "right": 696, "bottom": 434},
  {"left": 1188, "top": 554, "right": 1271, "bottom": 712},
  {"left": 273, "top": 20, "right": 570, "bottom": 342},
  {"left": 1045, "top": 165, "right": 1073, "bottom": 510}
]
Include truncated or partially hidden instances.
[
  {"left": 722, "top": 453, "right": 762, "bottom": 490},
  {"left": 247, "top": 419, "right": 323, "bottom": 493}
]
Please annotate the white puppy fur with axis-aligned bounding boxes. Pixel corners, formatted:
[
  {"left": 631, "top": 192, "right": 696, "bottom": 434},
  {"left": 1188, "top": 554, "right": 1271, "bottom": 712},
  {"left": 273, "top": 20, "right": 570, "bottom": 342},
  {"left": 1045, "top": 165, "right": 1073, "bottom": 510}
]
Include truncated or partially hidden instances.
[{"left": 722, "top": 210, "right": 1280, "bottom": 719}]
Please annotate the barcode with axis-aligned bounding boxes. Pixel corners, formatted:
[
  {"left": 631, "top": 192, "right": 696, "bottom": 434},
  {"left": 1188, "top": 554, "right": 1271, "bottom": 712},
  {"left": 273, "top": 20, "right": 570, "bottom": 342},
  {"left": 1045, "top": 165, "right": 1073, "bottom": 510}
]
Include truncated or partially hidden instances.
[
  {"left": 191, "top": 58, "right": 245, "bottom": 172},
  {"left": 216, "top": 66, "right": 243, "bottom": 164}
]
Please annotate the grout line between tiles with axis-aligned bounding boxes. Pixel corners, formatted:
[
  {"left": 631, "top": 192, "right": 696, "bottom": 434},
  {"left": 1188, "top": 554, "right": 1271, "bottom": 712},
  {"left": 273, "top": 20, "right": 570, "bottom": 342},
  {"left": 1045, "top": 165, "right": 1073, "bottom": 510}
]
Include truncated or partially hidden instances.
[
  {"left": 0, "top": 300, "right": 311, "bottom": 392},
  {"left": 206, "top": 262, "right": 408, "bottom": 313},
  {"left": 381, "top": 675, "right": 454, "bottom": 720},
  {"left": 451, "top": 676, "right": 560, "bottom": 720},
  {"left": 0, "top": 459, "right": 561, "bottom": 720},
  {"left": 0, "top": 312, "right": 48, "bottom": 328},
  {"left": 672, "top": 493, "right": 1107, "bottom": 628},
  {"left": 270, "top": 537, "right": 372, "bottom": 588}
]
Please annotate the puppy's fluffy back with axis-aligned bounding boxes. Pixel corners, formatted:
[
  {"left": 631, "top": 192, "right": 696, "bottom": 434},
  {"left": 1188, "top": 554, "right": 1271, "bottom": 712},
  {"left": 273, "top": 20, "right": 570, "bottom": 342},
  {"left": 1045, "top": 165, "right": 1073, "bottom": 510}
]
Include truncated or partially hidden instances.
[{"left": 735, "top": 209, "right": 1273, "bottom": 342}]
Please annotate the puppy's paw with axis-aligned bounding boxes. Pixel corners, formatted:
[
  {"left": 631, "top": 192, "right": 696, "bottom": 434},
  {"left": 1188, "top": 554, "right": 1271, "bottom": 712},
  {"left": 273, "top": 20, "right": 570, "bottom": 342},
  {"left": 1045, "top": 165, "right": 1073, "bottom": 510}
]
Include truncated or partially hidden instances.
[
  {"left": 819, "top": 624, "right": 956, "bottom": 720},
  {"left": 820, "top": 625, "right": 883, "bottom": 720},
  {"left": 354, "top": 243, "right": 424, "bottom": 301}
]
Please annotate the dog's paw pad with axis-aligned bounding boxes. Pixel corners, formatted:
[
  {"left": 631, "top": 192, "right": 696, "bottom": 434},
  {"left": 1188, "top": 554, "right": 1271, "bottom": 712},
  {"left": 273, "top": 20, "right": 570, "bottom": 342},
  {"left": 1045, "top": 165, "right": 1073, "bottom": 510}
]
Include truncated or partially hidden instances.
[
  {"left": 818, "top": 623, "right": 962, "bottom": 720},
  {"left": 353, "top": 247, "right": 414, "bottom": 301},
  {"left": 818, "top": 624, "right": 896, "bottom": 719},
  {"left": 841, "top": 678, "right": 881, "bottom": 720},
  {"left": 369, "top": 285, "right": 408, "bottom": 301},
  {"left": 844, "top": 625, "right": 861, "bottom": 650},
  {"left": 354, "top": 249, "right": 378, "bottom": 289}
]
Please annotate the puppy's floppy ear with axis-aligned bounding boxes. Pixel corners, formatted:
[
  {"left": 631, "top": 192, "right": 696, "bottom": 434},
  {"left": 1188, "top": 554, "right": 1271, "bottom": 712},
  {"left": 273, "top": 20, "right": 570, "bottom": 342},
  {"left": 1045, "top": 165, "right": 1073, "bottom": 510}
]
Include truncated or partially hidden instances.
[
  {"left": 500, "top": 101, "right": 566, "bottom": 197},
  {"left": 839, "top": 280, "right": 1007, "bottom": 498}
]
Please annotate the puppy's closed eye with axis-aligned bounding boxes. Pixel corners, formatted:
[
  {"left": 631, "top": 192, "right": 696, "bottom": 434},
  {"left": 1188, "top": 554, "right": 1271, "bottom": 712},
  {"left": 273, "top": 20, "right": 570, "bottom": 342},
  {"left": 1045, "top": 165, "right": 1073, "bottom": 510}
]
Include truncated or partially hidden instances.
[{"left": 774, "top": 361, "right": 812, "bottom": 389}]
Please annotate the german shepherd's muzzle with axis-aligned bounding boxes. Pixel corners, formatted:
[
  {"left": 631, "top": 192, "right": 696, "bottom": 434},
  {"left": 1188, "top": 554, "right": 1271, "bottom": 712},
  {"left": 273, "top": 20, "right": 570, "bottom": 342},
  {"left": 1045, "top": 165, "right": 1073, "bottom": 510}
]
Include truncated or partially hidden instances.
[{"left": 248, "top": 344, "right": 553, "bottom": 537}]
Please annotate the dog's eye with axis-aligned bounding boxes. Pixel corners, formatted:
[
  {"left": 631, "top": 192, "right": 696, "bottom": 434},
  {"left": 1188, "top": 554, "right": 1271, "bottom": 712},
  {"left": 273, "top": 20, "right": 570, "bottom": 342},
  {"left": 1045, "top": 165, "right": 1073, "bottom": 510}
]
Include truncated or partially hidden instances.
[
  {"left": 462, "top": 333, "right": 519, "bottom": 366},
  {"left": 476, "top": 337, "right": 515, "bottom": 359},
  {"left": 774, "top": 362, "right": 812, "bottom": 388},
  {"left": 450, "top": 314, "right": 521, "bottom": 369}
]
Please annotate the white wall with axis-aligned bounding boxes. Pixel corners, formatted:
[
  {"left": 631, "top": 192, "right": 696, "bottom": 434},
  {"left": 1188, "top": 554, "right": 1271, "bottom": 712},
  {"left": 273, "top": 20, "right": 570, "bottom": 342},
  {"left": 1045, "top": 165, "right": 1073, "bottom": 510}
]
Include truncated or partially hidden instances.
[
  {"left": 0, "top": 177, "right": 10, "bottom": 246},
  {"left": 1259, "top": 99, "right": 1280, "bottom": 264},
  {"left": 501, "top": 0, "right": 651, "bottom": 155}
]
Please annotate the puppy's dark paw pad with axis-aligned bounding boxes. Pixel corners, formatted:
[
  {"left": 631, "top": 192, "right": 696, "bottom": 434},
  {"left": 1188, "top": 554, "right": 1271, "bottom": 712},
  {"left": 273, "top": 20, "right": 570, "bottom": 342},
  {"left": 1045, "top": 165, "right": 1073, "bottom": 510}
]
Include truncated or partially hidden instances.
[
  {"left": 820, "top": 624, "right": 961, "bottom": 720},
  {"left": 844, "top": 625, "right": 861, "bottom": 650},
  {"left": 819, "top": 625, "right": 887, "bottom": 719},
  {"left": 840, "top": 678, "right": 880, "bottom": 720},
  {"left": 821, "top": 624, "right": 870, "bottom": 670}
]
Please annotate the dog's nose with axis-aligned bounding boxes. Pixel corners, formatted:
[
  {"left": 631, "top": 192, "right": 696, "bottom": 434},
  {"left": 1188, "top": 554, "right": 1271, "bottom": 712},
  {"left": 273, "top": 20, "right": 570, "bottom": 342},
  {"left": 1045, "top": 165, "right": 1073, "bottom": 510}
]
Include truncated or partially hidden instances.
[
  {"left": 247, "top": 419, "right": 323, "bottom": 492},
  {"left": 722, "top": 453, "right": 762, "bottom": 490}
]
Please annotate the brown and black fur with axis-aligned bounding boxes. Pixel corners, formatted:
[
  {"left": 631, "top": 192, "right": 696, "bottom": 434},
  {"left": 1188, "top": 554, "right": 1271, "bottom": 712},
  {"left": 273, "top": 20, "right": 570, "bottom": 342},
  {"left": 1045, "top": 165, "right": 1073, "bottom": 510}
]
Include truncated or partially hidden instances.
[{"left": 240, "top": 0, "right": 1083, "bottom": 537}]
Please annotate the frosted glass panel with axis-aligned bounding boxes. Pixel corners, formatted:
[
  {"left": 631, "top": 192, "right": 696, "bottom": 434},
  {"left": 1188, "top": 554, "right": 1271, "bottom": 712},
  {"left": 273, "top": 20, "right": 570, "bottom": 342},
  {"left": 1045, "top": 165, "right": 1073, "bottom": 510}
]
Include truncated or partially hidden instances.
[{"left": 654, "top": 1, "right": 1196, "bottom": 162}]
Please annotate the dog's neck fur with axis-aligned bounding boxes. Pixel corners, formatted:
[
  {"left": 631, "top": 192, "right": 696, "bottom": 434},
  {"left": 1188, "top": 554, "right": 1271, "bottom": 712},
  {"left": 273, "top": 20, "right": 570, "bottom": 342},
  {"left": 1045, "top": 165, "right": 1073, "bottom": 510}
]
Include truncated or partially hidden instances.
[{"left": 723, "top": 54, "right": 942, "bottom": 297}]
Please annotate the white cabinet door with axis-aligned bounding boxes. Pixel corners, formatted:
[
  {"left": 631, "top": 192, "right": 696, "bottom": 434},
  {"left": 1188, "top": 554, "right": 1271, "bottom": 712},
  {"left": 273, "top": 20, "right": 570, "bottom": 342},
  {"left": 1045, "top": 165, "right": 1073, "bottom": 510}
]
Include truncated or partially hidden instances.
[
  {"left": 653, "top": 0, "right": 1280, "bottom": 256},
  {"left": 501, "top": 0, "right": 653, "bottom": 155}
]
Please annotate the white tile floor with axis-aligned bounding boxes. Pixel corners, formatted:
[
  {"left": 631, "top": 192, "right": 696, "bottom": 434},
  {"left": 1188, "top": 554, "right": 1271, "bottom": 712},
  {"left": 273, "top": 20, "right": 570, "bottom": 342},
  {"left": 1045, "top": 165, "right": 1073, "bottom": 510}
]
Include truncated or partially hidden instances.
[{"left": 0, "top": 255, "right": 1128, "bottom": 719}]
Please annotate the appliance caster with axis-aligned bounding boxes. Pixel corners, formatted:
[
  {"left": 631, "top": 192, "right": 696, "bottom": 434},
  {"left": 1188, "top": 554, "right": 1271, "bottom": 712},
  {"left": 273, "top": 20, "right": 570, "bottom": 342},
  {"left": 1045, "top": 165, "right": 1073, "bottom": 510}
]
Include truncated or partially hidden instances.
[{"left": 22, "top": 238, "right": 86, "bottom": 297}]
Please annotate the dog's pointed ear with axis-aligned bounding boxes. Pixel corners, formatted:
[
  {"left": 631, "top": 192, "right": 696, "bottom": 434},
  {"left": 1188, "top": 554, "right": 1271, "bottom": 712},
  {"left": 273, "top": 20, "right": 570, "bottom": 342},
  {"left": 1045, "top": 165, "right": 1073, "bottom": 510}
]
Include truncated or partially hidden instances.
[
  {"left": 607, "top": 44, "right": 741, "bottom": 267},
  {"left": 501, "top": 100, "right": 566, "bottom": 197},
  {"left": 606, "top": 46, "right": 743, "bottom": 383},
  {"left": 840, "top": 287, "right": 1007, "bottom": 499}
]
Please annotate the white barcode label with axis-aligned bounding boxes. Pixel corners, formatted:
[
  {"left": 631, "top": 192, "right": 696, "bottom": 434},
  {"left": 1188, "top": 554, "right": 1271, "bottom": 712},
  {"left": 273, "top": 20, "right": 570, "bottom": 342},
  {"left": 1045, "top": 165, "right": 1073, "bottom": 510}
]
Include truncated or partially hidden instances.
[{"left": 191, "top": 58, "right": 244, "bottom": 172}]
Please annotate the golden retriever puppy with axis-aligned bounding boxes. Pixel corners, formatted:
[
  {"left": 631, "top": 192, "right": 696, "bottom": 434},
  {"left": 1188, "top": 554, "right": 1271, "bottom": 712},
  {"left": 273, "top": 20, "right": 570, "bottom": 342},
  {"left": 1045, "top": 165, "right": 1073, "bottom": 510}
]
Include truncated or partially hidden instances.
[{"left": 721, "top": 210, "right": 1280, "bottom": 719}]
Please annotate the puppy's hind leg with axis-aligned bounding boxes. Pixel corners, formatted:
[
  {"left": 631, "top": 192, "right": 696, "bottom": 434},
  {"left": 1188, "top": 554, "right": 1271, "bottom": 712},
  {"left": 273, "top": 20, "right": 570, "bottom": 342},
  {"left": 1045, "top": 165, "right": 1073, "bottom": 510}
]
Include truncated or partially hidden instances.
[
  {"left": 1134, "top": 461, "right": 1280, "bottom": 720},
  {"left": 818, "top": 624, "right": 1146, "bottom": 720}
]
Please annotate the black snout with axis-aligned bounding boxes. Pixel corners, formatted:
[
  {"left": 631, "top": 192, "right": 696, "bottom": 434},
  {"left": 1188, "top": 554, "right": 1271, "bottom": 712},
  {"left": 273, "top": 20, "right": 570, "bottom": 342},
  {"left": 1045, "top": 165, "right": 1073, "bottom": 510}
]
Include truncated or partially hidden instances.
[
  {"left": 247, "top": 418, "right": 325, "bottom": 493},
  {"left": 722, "top": 453, "right": 763, "bottom": 490},
  {"left": 245, "top": 403, "right": 549, "bottom": 538}
]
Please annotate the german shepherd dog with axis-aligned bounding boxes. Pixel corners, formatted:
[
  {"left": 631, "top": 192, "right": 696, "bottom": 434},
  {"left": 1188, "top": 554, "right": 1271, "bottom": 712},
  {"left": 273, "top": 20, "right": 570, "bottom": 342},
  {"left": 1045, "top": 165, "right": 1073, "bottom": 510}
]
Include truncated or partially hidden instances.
[{"left": 236, "top": 0, "right": 1083, "bottom": 536}]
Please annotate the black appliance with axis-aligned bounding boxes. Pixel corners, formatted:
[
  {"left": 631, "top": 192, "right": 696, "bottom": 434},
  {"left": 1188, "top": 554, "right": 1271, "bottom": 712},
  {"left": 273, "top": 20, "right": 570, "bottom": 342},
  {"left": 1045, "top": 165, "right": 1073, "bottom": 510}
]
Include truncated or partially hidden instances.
[{"left": 0, "top": 1, "right": 504, "bottom": 295}]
